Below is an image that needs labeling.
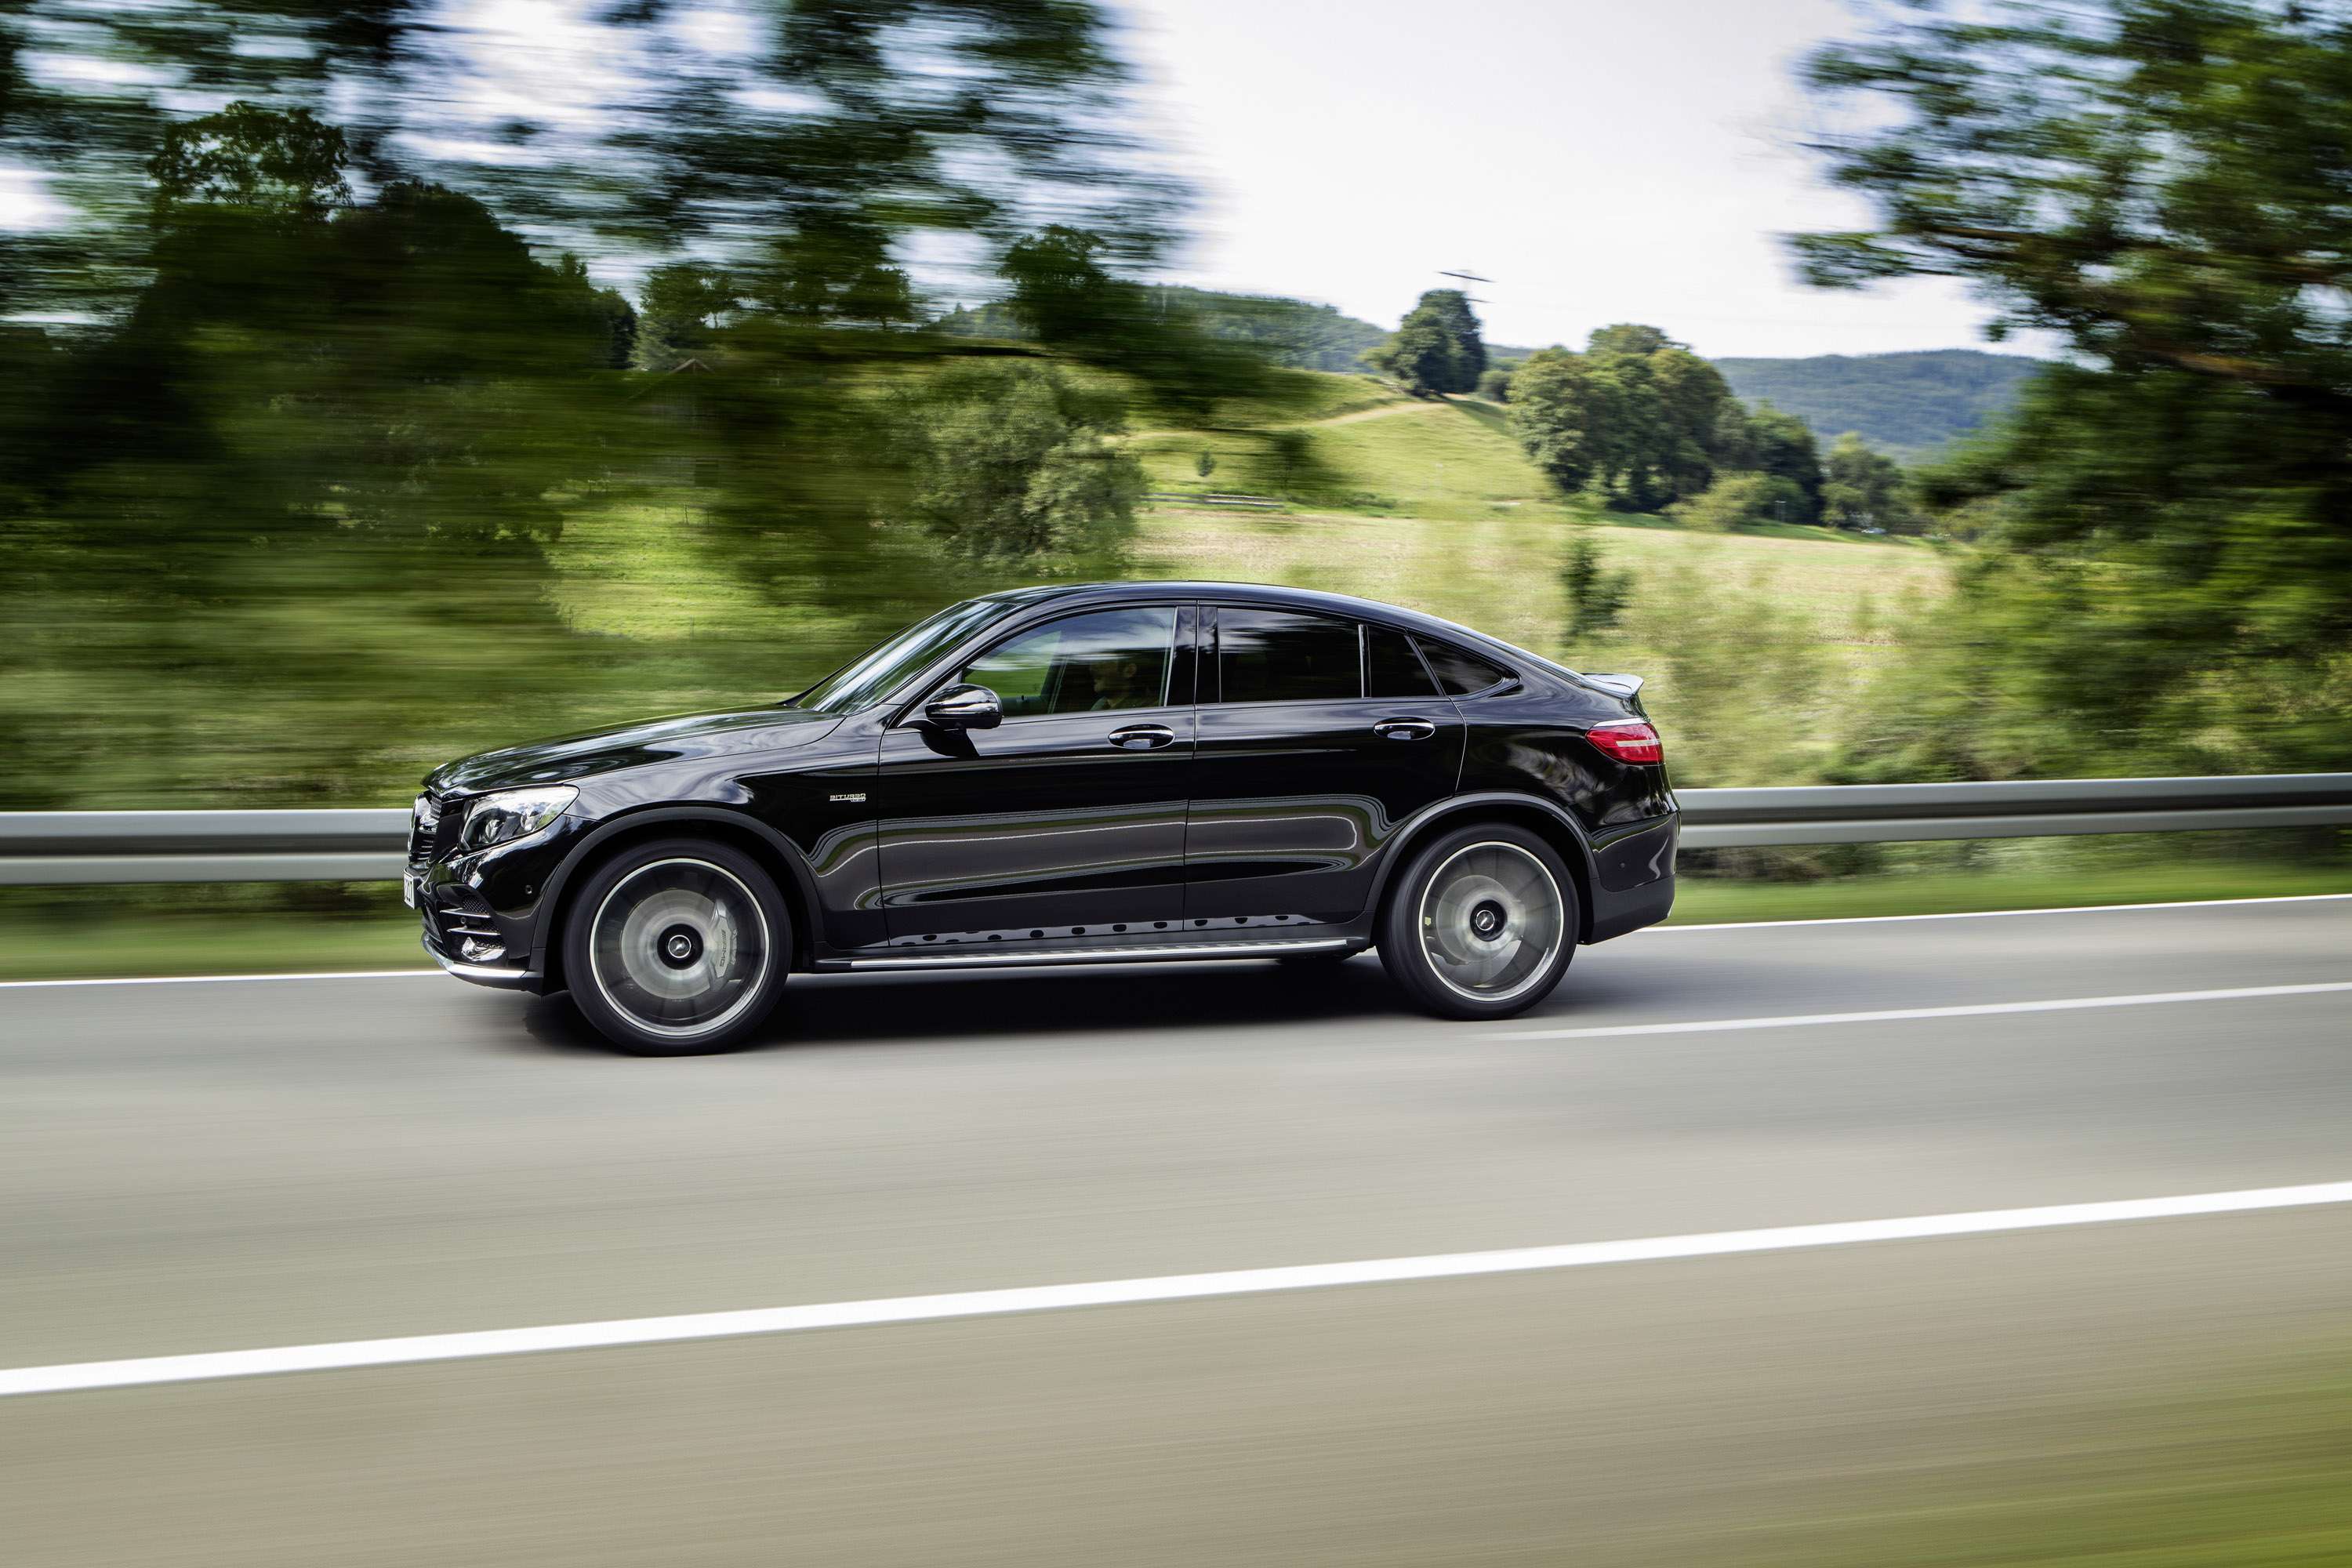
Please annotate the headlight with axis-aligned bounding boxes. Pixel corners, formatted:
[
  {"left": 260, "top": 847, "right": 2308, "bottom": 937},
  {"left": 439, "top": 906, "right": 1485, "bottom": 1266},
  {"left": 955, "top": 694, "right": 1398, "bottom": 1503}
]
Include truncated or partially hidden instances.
[{"left": 459, "top": 786, "right": 577, "bottom": 851}]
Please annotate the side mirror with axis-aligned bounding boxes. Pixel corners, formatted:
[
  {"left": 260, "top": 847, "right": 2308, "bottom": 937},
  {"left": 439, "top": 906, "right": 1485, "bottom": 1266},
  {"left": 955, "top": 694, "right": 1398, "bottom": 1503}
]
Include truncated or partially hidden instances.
[{"left": 922, "top": 683, "right": 1002, "bottom": 731}]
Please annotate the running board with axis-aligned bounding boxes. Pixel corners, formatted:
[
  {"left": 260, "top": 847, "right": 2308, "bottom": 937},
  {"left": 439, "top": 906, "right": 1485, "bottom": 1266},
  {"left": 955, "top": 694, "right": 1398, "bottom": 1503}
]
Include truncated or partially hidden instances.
[{"left": 841, "top": 937, "right": 1356, "bottom": 972}]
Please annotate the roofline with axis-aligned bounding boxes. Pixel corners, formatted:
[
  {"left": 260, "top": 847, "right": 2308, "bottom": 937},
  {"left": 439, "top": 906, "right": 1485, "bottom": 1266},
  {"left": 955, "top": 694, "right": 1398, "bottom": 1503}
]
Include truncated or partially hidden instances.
[{"left": 983, "top": 580, "right": 1561, "bottom": 669}]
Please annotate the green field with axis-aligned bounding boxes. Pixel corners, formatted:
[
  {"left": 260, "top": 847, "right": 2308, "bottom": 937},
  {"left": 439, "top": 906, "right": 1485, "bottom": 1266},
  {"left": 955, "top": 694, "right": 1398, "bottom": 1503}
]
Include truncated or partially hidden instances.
[{"left": 1133, "top": 502, "right": 1942, "bottom": 666}]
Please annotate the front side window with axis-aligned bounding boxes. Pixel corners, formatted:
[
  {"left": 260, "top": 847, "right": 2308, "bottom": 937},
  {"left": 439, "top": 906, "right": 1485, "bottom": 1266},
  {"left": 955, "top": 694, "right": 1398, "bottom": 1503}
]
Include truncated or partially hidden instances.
[
  {"left": 961, "top": 607, "right": 1179, "bottom": 718},
  {"left": 1213, "top": 608, "right": 1361, "bottom": 703}
]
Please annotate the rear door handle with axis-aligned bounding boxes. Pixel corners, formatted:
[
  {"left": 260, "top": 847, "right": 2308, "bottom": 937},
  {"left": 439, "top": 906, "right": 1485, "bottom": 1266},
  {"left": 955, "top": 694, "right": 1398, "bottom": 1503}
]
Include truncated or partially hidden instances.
[
  {"left": 1109, "top": 724, "right": 1178, "bottom": 750},
  {"left": 1373, "top": 719, "right": 1437, "bottom": 741}
]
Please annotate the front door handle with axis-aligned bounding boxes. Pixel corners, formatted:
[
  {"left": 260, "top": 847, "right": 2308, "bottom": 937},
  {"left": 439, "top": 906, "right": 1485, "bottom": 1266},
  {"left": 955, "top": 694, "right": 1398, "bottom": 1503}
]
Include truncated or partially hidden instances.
[
  {"left": 1373, "top": 719, "right": 1438, "bottom": 741},
  {"left": 1109, "top": 724, "right": 1178, "bottom": 750}
]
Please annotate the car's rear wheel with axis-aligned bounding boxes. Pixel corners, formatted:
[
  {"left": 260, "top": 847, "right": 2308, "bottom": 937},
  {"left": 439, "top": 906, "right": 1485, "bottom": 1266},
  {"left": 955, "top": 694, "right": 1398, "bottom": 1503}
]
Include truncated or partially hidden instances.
[
  {"left": 1377, "top": 823, "right": 1577, "bottom": 1020},
  {"left": 562, "top": 838, "right": 789, "bottom": 1055}
]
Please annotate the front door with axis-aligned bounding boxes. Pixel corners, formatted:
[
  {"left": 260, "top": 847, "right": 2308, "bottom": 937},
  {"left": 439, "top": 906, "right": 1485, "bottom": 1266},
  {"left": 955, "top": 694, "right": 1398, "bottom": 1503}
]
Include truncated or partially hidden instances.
[
  {"left": 1185, "top": 606, "right": 1464, "bottom": 927},
  {"left": 873, "top": 604, "right": 1196, "bottom": 949}
]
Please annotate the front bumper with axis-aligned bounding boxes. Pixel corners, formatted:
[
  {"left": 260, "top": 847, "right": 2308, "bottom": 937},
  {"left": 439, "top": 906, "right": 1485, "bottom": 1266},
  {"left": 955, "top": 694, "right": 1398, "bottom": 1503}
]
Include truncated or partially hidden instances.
[
  {"left": 407, "top": 811, "right": 586, "bottom": 994},
  {"left": 423, "top": 932, "right": 543, "bottom": 989}
]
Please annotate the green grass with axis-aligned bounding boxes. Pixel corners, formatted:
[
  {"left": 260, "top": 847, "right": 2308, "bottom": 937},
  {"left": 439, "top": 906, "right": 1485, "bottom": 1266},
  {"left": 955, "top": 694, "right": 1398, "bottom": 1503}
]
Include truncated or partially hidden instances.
[
  {"left": 1132, "top": 393, "right": 1565, "bottom": 522},
  {"left": 1133, "top": 505, "right": 1944, "bottom": 666},
  {"left": 1752, "top": 1341, "right": 2352, "bottom": 1568},
  {"left": 0, "top": 913, "right": 431, "bottom": 982}
]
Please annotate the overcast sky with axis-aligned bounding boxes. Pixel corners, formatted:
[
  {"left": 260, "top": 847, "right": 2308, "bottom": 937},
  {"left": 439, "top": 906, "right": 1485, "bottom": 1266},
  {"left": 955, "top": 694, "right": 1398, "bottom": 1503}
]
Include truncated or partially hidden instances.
[
  {"left": 1120, "top": 0, "right": 2027, "bottom": 361},
  {"left": 1, "top": 0, "right": 2034, "bottom": 362}
]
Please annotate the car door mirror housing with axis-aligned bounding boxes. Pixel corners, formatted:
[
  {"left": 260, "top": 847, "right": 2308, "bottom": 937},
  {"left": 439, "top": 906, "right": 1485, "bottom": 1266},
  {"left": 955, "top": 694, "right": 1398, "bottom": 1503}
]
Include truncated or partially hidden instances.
[{"left": 922, "top": 683, "right": 1003, "bottom": 731}]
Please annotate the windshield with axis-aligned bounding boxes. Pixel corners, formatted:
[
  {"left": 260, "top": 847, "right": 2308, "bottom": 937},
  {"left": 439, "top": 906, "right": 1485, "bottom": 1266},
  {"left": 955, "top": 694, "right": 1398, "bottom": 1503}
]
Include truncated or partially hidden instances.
[{"left": 787, "top": 597, "right": 1010, "bottom": 715}]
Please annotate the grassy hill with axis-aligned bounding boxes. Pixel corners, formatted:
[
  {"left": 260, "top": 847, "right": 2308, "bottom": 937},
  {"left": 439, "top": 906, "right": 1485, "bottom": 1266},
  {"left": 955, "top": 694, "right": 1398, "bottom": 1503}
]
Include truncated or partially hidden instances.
[
  {"left": 1710, "top": 349, "right": 2045, "bottom": 463},
  {"left": 1128, "top": 376, "right": 1565, "bottom": 521},
  {"left": 1123, "top": 372, "right": 1945, "bottom": 666}
]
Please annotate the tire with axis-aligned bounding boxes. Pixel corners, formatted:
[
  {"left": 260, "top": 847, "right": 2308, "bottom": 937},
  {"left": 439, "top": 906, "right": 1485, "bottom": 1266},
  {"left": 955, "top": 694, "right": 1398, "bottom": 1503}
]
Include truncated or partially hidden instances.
[
  {"left": 561, "top": 837, "right": 790, "bottom": 1055},
  {"left": 1376, "top": 822, "right": 1577, "bottom": 1021}
]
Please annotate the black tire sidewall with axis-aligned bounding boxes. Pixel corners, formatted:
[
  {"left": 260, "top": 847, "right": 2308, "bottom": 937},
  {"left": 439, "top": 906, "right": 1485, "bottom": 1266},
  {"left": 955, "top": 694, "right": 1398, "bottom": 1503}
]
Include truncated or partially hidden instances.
[
  {"left": 561, "top": 837, "right": 792, "bottom": 1055},
  {"left": 1377, "top": 822, "right": 1577, "bottom": 1020}
]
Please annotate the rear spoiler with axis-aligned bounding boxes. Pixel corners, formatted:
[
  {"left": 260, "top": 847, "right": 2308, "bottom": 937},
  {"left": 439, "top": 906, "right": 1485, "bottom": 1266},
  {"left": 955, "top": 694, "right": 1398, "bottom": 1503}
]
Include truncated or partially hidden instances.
[{"left": 1580, "top": 673, "right": 1645, "bottom": 700}]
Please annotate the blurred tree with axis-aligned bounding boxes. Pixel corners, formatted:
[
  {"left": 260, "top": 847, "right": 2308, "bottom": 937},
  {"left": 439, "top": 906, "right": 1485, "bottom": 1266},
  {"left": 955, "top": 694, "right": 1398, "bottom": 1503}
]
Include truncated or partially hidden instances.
[
  {"left": 1795, "top": 0, "right": 2352, "bottom": 773},
  {"left": 1664, "top": 472, "right": 1807, "bottom": 532},
  {"left": 1741, "top": 402, "right": 1826, "bottom": 525},
  {"left": 1509, "top": 325, "right": 1749, "bottom": 511},
  {"left": 1475, "top": 365, "right": 1513, "bottom": 401},
  {"left": 631, "top": 261, "right": 737, "bottom": 370},
  {"left": 1, "top": 103, "right": 628, "bottom": 804},
  {"left": 891, "top": 361, "right": 1142, "bottom": 564},
  {"left": 1559, "top": 525, "right": 1634, "bottom": 643},
  {"left": 1821, "top": 433, "right": 1918, "bottom": 532},
  {"left": 1365, "top": 289, "right": 1484, "bottom": 394}
]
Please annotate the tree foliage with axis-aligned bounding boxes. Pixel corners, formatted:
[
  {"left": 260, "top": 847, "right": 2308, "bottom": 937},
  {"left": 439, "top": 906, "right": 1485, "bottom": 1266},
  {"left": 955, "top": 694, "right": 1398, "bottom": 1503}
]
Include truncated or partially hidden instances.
[
  {"left": 1508, "top": 325, "right": 1750, "bottom": 512},
  {"left": 1366, "top": 289, "right": 1486, "bottom": 394},
  {"left": 1795, "top": 0, "right": 2352, "bottom": 773},
  {"left": 893, "top": 361, "right": 1142, "bottom": 564},
  {"left": 1822, "top": 432, "right": 1919, "bottom": 533},
  {"left": 0, "top": 2, "right": 1287, "bottom": 806}
]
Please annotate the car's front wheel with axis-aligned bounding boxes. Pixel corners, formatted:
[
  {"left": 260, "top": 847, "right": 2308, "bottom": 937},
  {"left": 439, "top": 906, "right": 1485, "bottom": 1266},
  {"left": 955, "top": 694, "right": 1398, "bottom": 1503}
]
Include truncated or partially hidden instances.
[
  {"left": 1377, "top": 823, "right": 1577, "bottom": 1020},
  {"left": 561, "top": 837, "right": 789, "bottom": 1055}
]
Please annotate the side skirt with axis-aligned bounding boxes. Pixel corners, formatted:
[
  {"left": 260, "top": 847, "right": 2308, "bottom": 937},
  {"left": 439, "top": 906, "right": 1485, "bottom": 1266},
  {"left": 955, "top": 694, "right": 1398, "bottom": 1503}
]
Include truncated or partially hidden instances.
[{"left": 834, "top": 936, "right": 1363, "bottom": 973}]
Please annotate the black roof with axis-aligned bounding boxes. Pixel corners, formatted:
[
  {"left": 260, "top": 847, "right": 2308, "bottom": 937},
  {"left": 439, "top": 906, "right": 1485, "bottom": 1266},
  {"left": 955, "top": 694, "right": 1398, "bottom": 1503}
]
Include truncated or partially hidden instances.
[{"left": 973, "top": 579, "right": 1542, "bottom": 665}]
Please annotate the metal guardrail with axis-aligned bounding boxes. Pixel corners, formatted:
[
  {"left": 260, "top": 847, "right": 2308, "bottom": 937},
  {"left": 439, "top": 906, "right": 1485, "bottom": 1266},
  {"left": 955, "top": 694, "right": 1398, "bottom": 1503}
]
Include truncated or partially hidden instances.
[
  {"left": 0, "top": 775, "right": 2347, "bottom": 884},
  {"left": 1675, "top": 773, "right": 2352, "bottom": 849},
  {"left": 0, "top": 809, "right": 412, "bottom": 884}
]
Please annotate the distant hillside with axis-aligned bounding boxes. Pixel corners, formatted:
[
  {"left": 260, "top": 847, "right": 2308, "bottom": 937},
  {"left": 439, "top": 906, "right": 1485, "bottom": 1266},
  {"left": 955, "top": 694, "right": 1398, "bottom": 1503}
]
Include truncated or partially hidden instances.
[{"left": 1710, "top": 350, "right": 2045, "bottom": 463}]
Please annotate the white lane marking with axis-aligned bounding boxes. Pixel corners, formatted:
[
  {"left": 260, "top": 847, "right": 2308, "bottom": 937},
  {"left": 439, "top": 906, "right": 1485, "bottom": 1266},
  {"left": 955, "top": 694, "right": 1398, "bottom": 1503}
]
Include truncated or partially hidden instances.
[
  {"left": 0, "top": 969, "right": 437, "bottom": 989},
  {"left": 5, "top": 1181, "right": 2350, "bottom": 1398},
  {"left": 1486, "top": 982, "right": 2352, "bottom": 1040},
  {"left": 1652, "top": 891, "right": 2352, "bottom": 931}
]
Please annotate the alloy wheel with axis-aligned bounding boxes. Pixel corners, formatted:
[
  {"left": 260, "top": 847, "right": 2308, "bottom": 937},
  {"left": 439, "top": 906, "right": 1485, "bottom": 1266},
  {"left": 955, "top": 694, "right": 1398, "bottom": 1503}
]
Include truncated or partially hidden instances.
[
  {"left": 586, "top": 857, "right": 772, "bottom": 1040},
  {"left": 1415, "top": 840, "right": 1566, "bottom": 1003}
]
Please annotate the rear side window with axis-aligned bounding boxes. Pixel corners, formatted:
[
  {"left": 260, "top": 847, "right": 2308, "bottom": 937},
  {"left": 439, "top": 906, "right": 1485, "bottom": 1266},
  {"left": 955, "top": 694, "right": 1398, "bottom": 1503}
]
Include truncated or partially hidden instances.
[
  {"left": 1416, "top": 637, "right": 1512, "bottom": 696},
  {"left": 1214, "top": 608, "right": 1360, "bottom": 703},
  {"left": 1365, "top": 624, "right": 1438, "bottom": 698}
]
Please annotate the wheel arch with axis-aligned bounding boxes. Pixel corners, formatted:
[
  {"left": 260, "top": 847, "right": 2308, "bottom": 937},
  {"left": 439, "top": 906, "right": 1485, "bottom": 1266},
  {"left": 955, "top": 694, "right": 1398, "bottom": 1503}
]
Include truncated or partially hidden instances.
[
  {"left": 534, "top": 808, "right": 821, "bottom": 993},
  {"left": 1367, "top": 793, "right": 1599, "bottom": 945}
]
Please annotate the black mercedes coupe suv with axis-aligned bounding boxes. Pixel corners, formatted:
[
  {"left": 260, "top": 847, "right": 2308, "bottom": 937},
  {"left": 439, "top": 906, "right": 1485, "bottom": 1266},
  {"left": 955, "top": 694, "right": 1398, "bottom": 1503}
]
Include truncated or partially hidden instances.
[{"left": 408, "top": 582, "right": 1677, "bottom": 1053}]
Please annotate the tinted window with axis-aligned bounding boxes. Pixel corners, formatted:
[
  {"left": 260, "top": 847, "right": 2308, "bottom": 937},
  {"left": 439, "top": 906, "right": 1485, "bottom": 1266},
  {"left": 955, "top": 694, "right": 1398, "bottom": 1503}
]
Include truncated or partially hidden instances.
[
  {"left": 1417, "top": 637, "right": 1512, "bottom": 695},
  {"left": 962, "top": 608, "right": 1177, "bottom": 717},
  {"left": 1215, "top": 608, "right": 1361, "bottom": 703},
  {"left": 1365, "top": 624, "right": 1438, "bottom": 698}
]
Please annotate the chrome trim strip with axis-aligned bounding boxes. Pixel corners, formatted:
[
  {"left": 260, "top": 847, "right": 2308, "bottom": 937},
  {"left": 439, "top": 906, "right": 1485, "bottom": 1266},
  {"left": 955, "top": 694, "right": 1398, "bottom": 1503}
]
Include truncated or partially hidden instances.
[
  {"left": 424, "top": 937, "right": 536, "bottom": 987},
  {"left": 844, "top": 937, "right": 1354, "bottom": 971}
]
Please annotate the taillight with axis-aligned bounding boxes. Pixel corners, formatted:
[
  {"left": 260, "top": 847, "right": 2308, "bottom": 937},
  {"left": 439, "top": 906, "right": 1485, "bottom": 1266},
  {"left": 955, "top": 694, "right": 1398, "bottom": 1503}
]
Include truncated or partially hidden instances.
[{"left": 1585, "top": 720, "right": 1663, "bottom": 764}]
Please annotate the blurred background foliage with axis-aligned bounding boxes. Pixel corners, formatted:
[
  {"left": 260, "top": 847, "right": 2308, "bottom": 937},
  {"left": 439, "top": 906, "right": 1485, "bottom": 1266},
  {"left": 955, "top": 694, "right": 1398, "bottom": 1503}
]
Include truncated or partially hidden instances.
[
  {"left": 0, "top": 0, "right": 1298, "bottom": 809},
  {"left": 0, "top": 0, "right": 2344, "bottom": 832}
]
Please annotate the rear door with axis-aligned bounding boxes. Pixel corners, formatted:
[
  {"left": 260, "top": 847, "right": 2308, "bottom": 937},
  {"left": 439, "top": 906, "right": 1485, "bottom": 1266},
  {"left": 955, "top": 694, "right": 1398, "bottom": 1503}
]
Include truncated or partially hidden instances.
[{"left": 1183, "top": 606, "right": 1463, "bottom": 927}]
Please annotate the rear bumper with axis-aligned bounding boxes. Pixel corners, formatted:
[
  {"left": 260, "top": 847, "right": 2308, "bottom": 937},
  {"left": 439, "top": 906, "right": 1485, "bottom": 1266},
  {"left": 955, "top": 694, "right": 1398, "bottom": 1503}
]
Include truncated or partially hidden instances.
[{"left": 1583, "top": 815, "right": 1677, "bottom": 943}]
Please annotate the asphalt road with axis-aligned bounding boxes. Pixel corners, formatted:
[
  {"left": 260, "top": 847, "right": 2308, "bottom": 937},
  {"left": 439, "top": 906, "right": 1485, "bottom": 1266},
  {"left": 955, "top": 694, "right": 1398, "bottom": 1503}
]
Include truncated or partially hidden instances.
[{"left": 3, "top": 898, "right": 2348, "bottom": 1566}]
